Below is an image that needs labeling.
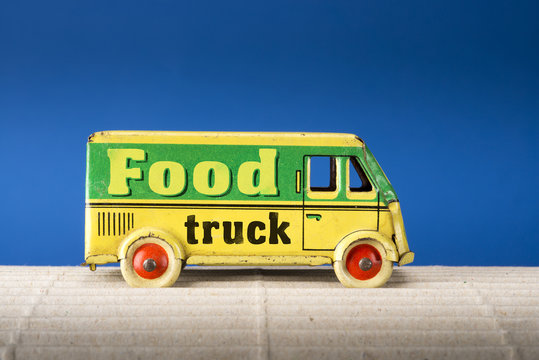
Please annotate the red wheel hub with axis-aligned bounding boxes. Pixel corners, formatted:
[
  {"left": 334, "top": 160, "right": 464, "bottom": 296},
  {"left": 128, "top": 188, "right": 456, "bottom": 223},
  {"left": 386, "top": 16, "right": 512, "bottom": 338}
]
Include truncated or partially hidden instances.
[
  {"left": 133, "top": 243, "right": 169, "bottom": 279},
  {"left": 345, "top": 244, "right": 382, "bottom": 280}
]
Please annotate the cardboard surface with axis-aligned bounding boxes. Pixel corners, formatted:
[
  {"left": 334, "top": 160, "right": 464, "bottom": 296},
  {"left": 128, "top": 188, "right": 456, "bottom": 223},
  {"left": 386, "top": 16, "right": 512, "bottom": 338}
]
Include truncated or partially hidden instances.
[{"left": 0, "top": 266, "right": 538, "bottom": 360}]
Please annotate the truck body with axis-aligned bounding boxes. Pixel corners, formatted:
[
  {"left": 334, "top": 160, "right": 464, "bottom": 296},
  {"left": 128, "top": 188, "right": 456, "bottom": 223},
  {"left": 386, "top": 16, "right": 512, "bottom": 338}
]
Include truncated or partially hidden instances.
[{"left": 85, "top": 131, "right": 413, "bottom": 287}]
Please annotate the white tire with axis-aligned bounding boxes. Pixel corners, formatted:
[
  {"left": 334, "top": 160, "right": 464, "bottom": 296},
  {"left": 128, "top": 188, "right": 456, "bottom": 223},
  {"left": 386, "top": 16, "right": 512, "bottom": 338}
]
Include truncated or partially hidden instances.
[
  {"left": 120, "top": 237, "right": 182, "bottom": 288},
  {"left": 334, "top": 239, "right": 393, "bottom": 288}
]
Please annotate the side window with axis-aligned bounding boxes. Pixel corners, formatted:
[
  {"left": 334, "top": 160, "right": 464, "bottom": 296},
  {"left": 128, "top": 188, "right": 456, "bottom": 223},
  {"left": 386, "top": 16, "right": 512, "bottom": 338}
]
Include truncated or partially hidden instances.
[
  {"left": 309, "top": 156, "right": 336, "bottom": 192},
  {"left": 349, "top": 157, "right": 372, "bottom": 192}
]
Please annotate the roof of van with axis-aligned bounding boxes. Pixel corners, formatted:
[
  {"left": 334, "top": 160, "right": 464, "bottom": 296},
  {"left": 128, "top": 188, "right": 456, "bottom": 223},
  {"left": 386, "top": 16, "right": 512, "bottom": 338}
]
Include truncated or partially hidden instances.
[{"left": 88, "top": 131, "right": 364, "bottom": 147}]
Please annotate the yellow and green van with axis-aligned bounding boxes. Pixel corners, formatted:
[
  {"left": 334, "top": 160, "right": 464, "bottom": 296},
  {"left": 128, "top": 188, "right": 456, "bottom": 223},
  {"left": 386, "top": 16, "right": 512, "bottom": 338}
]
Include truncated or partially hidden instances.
[{"left": 84, "top": 131, "right": 414, "bottom": 288}]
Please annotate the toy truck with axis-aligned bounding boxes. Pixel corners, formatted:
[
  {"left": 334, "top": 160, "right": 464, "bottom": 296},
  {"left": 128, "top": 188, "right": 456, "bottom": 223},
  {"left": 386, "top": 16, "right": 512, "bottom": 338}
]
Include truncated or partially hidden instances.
[{"left": 84, "top": 131, "right": 414, "bottom": 287}]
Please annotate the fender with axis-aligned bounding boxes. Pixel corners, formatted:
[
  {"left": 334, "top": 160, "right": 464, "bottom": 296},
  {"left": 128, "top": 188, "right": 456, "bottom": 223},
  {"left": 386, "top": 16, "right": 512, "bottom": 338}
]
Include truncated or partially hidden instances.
[
  {"left": 333, "top": 230, "right": 398, "bottom": 263},
  {"left": 117, "top": 227, "right": 185, "bottom": 261}
]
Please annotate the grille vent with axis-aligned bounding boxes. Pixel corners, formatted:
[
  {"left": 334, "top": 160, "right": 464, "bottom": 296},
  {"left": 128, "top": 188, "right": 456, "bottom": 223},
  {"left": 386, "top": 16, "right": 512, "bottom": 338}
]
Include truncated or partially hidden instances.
[{"left": 97, "top": 212, "right": 134, "bottom": 236}]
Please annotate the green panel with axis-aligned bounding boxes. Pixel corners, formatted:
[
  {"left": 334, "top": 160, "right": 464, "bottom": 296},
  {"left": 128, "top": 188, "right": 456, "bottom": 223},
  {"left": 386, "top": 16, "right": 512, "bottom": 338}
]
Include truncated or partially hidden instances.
[
  {"left": 363, "top": 145, "right": 398, "bottom": 204},
  {"left": 86, "top": 142, "right": 393, "bottom": 203}
]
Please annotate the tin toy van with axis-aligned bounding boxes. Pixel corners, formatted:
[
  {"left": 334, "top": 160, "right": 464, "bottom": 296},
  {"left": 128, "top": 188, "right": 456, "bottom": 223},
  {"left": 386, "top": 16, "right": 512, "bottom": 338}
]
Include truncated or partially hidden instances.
[{"left": 84, "top": 131, "right": 414, "bottom": 288}]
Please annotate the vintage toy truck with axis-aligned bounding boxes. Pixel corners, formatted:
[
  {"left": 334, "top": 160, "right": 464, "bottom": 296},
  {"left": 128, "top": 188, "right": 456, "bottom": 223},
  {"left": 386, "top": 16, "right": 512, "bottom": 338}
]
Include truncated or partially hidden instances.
[{"left": 84, "top": 131, "right": 414, "bottom": 287}]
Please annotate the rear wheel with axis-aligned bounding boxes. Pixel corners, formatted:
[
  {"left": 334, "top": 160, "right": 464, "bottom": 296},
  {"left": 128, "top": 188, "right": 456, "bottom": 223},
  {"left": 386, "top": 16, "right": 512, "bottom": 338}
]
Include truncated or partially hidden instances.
[
  {"left": 120, "top": 237, "right": 181, "bottom": 288},
  {"left": 334, "top": 239, "right": 393, "bottom": 288}
]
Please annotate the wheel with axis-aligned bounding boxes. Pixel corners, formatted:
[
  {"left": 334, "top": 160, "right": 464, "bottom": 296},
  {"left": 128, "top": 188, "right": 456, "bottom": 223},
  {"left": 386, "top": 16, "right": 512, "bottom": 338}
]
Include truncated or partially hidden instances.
[
  {"left": 120, "top": 237, "right": 181, "bottom": 288},
  {"left": 333, "top": 239, "right": 393, "bottom": 288}
]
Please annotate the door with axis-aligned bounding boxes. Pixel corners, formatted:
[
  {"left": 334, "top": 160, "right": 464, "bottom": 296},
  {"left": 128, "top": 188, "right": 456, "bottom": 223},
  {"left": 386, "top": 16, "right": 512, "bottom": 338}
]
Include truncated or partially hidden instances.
[{"left": 302, "top": 155, "right": 379, "bottom": 251}]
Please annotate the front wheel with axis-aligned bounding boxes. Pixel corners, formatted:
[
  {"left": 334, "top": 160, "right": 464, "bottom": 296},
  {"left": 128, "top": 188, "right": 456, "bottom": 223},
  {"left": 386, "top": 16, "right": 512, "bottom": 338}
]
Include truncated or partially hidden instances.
[
  {"left": 120, "top": 237, "right": 181, "bottom": 288},
  {"left": 333, "top": 239, "right": 393, "bottom": 288}
]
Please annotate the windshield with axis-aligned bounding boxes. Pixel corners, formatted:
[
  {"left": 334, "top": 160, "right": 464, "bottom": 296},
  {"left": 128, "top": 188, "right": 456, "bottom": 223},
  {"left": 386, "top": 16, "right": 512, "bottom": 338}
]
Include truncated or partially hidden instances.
[{"left": 362, "top": 144, "right": 398, "bottom": 204}]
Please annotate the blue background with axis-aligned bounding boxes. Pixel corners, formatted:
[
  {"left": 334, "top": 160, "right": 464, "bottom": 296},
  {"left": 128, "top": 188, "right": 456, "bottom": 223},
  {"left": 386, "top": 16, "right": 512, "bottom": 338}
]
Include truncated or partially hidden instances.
[{"left": 0, "top": 1, "right": 537, "bottom": 266}]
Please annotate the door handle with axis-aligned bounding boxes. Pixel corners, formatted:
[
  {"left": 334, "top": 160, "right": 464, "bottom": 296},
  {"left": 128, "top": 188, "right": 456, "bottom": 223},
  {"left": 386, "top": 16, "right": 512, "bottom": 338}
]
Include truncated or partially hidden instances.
[{"left": 306, "top": 214, "right": 322, "bottom": 221}]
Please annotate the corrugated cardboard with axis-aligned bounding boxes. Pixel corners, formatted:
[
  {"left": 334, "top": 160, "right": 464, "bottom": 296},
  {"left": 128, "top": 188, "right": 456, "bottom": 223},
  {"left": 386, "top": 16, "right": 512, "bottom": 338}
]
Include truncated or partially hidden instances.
[{"left": 0, "top": 266, "right": 538, "bottom": 360}]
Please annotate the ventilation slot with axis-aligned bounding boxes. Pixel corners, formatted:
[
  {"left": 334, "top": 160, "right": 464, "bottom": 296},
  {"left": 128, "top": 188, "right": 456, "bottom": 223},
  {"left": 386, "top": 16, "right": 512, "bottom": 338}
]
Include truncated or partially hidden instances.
[{"left": 97, "top": 212, "right": 134, "bottom": 236}]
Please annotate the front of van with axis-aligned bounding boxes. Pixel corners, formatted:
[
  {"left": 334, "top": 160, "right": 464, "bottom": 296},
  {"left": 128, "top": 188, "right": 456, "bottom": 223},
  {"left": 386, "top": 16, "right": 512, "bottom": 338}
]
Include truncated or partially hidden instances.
[{"left": 362, "top": 144, "right": 415, "bottom": 266}]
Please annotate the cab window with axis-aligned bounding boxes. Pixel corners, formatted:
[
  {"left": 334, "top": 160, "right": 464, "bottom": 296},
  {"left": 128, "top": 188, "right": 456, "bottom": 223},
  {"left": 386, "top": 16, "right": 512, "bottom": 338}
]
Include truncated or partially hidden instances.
[
  {"left": 348, "top": 157, "right": 372, "bottom": 192},
  {"left": 309, "top": 156, "right": 336, "bottom": 192}
]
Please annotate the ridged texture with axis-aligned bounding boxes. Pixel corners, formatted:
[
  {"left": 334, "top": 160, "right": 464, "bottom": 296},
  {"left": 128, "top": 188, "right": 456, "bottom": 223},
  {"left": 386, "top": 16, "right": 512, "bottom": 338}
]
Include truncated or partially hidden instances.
[{"left": 0, "top": 266, "right": 538, "bottom": 360}]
